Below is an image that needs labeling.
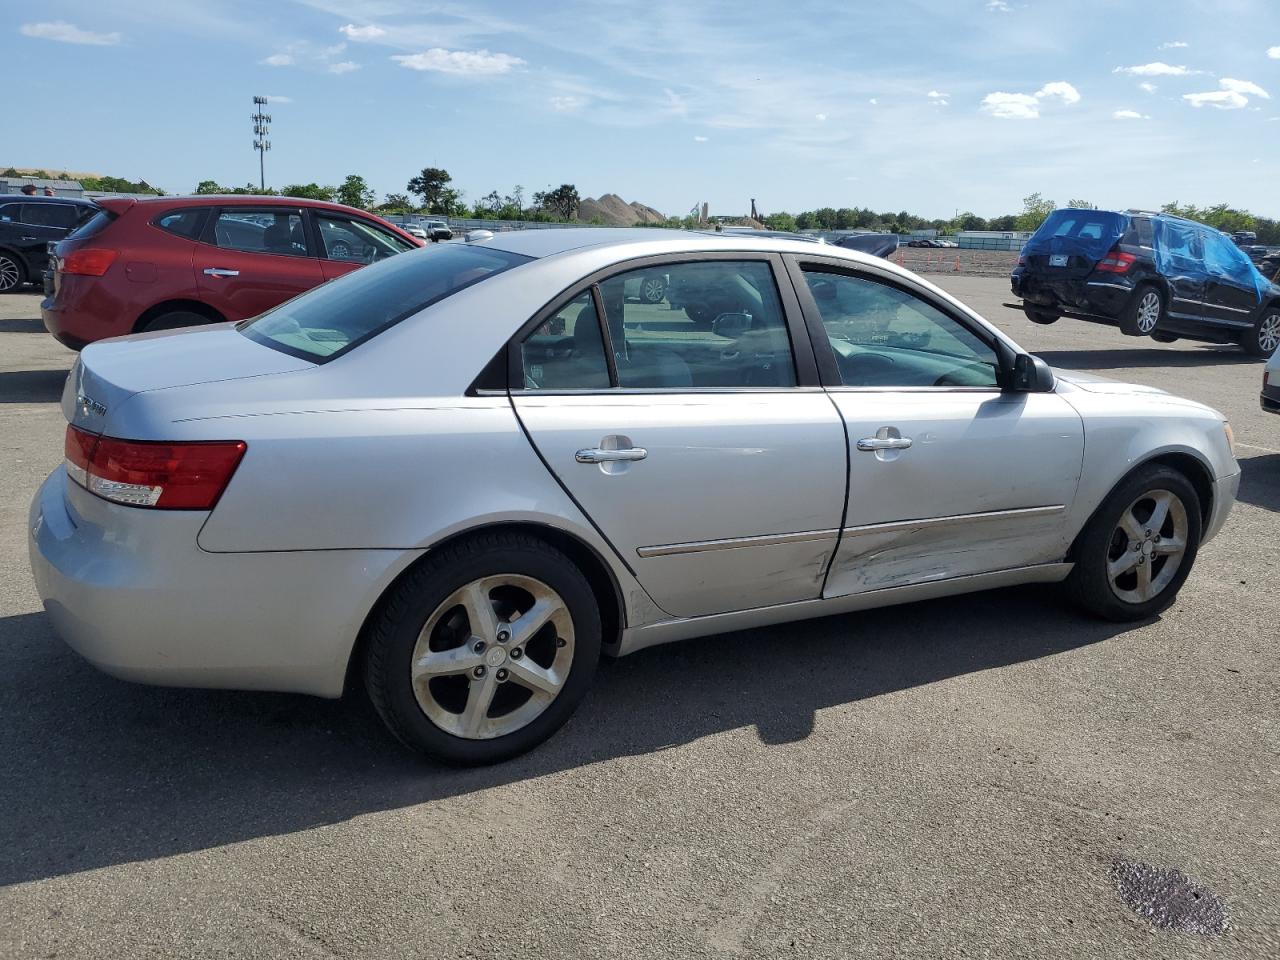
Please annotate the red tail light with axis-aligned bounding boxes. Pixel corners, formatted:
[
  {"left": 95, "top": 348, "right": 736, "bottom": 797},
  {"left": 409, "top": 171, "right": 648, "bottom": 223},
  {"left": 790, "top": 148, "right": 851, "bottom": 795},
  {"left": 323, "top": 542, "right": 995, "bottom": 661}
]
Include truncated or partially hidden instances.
[
  {"left": 59, "top": 248, "right": 118, "bottom": 276},
  {"left": 1096, "top": 251, "right": 1136, "bottom": 274},
  {"left": 64, "top": 425, "right": 246, "bottom": 509}
]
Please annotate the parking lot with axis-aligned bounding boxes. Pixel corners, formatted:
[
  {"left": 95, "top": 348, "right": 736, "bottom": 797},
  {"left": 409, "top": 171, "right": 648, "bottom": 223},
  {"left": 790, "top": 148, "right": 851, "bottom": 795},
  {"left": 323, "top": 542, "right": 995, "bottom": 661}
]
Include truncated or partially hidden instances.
[{"left": 1, "top": 275, "right": 1277, "bottom": 958}]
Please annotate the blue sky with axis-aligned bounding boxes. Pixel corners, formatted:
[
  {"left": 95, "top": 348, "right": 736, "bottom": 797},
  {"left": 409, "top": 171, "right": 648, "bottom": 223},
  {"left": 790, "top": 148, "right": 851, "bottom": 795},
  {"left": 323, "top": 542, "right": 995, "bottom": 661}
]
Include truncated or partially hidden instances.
[{"left": 6, "top": 0, "right": 1280, "bottom": 218}]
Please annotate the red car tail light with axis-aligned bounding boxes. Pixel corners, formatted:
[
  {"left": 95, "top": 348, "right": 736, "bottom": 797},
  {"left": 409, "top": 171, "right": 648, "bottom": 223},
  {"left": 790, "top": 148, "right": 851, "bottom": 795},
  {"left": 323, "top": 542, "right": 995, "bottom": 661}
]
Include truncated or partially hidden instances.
[
  {"left": 1096, "top": 251, "right": 1136, "bottom": 274},
  {"left": 64, "top": 425, "right": 246, "bottom": 509},
  {"left": 60, "top": 248, "right": 119, "bottom": 276}
]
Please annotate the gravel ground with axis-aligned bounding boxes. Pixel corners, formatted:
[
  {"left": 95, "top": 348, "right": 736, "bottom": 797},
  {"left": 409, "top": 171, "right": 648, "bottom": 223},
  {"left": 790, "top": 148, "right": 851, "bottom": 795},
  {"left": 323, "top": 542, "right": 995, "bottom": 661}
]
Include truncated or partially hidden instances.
[{"left": 0, "top": 279, "right": 1276, "bottom": 959}]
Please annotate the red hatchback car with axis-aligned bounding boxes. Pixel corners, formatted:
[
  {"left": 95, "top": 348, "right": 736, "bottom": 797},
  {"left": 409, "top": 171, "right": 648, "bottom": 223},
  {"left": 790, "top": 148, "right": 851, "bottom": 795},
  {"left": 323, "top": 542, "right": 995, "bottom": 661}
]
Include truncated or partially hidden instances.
[{"left": 41, "top": 195, "right": 422, "bottom": 349}]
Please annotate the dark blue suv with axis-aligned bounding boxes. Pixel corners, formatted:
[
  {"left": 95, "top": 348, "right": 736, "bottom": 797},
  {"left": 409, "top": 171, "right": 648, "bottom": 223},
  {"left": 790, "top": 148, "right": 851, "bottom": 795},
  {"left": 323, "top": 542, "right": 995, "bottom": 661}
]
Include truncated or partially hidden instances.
[{"left": 1011, "top": 208, "right": 1280, "bottom": 357}]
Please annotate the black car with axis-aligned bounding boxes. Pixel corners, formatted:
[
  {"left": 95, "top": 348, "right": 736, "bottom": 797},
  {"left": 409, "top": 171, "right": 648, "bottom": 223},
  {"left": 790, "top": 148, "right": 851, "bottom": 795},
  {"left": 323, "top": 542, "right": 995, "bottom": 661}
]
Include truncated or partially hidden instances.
[
  {"left": 1012, "top": 208, "right": 1280, "bottom": 357},
  {"left": 0, "top": 195, "right": 99, "bottom": 292}
]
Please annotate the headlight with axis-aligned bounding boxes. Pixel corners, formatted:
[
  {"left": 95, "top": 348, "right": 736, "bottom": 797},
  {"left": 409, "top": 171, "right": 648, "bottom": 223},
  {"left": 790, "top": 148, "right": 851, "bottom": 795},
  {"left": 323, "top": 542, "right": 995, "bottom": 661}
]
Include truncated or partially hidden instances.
[{"left": 1223, "top": 421, "right": 1236, "bottom": 457}]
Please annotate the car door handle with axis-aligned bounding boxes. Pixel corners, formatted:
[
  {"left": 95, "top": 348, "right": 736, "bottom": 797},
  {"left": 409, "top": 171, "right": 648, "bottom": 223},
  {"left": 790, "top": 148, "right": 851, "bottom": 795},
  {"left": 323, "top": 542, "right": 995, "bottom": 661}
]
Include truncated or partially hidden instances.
[
  {"left": 857, "top": 436, "right": 913, "bottom": 452},
  {"left": 21, "top": 235, "right": 39, "bottom": 241},
  {"left": 576, "top": 447, "right": 648, "bottom": 464},
  {"left": 203, "top": 267, "right": 240, "bottom": 277}
]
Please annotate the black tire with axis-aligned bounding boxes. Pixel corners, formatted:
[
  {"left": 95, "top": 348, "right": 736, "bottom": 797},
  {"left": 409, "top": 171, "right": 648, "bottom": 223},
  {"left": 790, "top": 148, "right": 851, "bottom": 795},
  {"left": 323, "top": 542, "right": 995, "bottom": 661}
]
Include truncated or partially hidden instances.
[
  {"left": 1023, "top": 305, "right": 1060, "bottom": 325},
  {"left": 1119, "top": 284, "right": 1164, "bottom": 337},
  {"left": 1151, "top": 332, "right": 1179, "bottom": 343},
  {"left": 364, "top": 533, "right": 602, "bottom": 765},
  {"left": 640, "top": 275, "right": 667, "bottom": 304},
  {"left": 1065, "top": 464, "right": 1202, "bottom": 622},
  {"left": 0, "top": 252, "right": 26, "bottom": 293},
  {"left": 141, "top": 310, "right": 211, "bottom": 332},
  {"left": 1238, "top": 307, "right": 1280, "bottom": 358}
]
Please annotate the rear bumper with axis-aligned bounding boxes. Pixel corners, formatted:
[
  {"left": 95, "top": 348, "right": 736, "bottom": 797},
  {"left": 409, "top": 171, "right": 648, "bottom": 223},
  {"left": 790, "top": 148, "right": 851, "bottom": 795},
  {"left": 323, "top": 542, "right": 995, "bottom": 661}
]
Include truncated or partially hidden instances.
[
  {"left": 1013, "top": 271, "right": 1134, "bottom": 318},
  {"left": 1262, "top": 384, "right": 1280, "bottom": 415},
  {"left": 28, "top": 467, "right": 412, "bottom": 698},
  {"left": 39, "top": 297, "right": 89, "bottom": 350}
]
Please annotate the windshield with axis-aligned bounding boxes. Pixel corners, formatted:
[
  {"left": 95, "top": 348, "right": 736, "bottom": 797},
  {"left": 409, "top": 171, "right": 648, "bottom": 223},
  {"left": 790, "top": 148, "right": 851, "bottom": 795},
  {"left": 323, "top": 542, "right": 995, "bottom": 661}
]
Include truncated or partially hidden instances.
[{"left": 241, "top": 244, "right": 531, "bottom": 361}]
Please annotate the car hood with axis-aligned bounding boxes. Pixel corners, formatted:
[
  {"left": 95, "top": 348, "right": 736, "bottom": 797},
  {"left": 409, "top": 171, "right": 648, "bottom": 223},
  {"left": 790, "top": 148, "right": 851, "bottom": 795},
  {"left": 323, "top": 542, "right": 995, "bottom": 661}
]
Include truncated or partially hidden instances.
[
  {"left": 1051, "top": 368, "right": 1170, "bottom": 396},
  {"left": 64, "top": 324, "right": 312, "bottom": 434}
]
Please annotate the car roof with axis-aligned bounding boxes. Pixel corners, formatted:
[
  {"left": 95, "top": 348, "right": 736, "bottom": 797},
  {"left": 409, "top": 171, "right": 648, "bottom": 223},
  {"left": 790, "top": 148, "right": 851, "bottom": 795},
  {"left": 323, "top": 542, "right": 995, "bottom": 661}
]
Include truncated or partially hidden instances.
[
  {"left": 479, "top": 227, "right": 838, "bottom": 260},
  {"left": 3, "top": 194, "right": 98, "bottom": 207},
  {"left": 125, "top": 194, "right": 375, "bottom": 214}
]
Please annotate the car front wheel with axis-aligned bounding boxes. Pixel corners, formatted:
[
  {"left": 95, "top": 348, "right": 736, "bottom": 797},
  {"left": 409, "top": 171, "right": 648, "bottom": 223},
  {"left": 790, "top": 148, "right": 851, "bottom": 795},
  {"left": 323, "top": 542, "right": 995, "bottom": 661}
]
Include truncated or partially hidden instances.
[
  {"left": 1066, "top": 464, "right": 1201, "bottom": 622},
  {"left": 364, "top": 533, "right": 601, "bottom": 765},
  {"left": 0, "top": 253, "right": 25, "bottom": 292},
  {"left": 1240, "top": 309, "right": 1280, "bottom": 358}
]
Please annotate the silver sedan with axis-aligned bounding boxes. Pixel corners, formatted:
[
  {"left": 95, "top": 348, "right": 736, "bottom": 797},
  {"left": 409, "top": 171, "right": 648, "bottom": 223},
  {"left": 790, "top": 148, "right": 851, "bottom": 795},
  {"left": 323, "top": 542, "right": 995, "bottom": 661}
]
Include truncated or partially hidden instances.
[{"left": 29, "top": 229, "right": 1240, "bottom": 764}]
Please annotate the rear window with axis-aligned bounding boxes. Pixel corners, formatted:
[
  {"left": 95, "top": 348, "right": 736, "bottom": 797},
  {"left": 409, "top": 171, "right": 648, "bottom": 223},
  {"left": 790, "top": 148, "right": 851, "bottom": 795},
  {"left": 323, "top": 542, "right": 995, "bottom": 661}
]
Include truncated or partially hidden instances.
[
  {"left": 152, "top": 207, "right": 207, "bottom": 239},
  {"left": 241, "top": 243, "right": 531, "bottom": 361},
  {"left": 1037, "top": 209, "right": 1127, "bottom": 241},
  {"left": 66, "top": 208, "right": 114, "bottom": 240}
]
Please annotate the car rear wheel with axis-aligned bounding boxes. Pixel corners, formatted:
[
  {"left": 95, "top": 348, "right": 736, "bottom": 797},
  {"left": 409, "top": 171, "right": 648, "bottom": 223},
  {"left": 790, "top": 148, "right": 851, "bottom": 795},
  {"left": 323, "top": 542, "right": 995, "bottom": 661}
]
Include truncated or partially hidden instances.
[
  {"left": 1151, "top": 333, "right": 1179, "bottom": 343},
  {"left": 1240, "top": 309, "right": 1280, "bottom": 358},
  {"left": 1120, "top": 285, "right": 1164, "bottom": 337},
  {"left": 640, "top": 275, "right": 667, "bottom": 304},
  {"left": 364, "top": 533, "right": 601, "bottom": 765},
  {"left": 1065, "top": 464, "right": 1201, "bottom": 622},
  {"left": 0, "top": 253, "right": 25, "bottom": 292},
  {"left": 1023, "top": 306, "right": 1060, "bottom": 325},
  {"left": 142, "top": 310, "right": 211, "bottom": 332}
]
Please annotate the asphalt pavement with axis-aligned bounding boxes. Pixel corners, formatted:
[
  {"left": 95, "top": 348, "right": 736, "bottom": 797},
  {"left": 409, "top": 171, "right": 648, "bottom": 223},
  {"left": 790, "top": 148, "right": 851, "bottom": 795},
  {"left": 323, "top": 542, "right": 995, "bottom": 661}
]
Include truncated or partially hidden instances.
[{"left": 1, "top": 279, "right": 1277, "bottom": 959}]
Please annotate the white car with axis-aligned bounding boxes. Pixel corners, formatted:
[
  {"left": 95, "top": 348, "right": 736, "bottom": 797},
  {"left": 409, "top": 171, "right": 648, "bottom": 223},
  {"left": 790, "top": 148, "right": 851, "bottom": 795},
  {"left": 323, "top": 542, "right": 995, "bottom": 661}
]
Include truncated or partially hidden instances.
[
  {"left": 29, "top": 229, "right": 1240, "bottom": 764},
  {"left": 1263, "top": 350, "right": 1280, "bottom": 414},
  {"left": 402, "top": 224, "right": 429, "bottom": 241}
]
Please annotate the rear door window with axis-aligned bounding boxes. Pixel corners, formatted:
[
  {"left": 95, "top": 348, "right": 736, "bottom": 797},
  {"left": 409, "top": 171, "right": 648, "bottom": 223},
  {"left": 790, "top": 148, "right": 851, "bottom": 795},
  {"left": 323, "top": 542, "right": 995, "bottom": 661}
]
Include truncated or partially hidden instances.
[
  {"left": 213, "top": 208, "right": 310, "bottom": 257},
  {"left": 153, "top": 208, "right": 207, "bottom": 239},
  {"left": 21, "top": 203, "right": 82, "bottom": 229},
  {"left": 241, "top": 244, "right": 530, "bottom": 361}
]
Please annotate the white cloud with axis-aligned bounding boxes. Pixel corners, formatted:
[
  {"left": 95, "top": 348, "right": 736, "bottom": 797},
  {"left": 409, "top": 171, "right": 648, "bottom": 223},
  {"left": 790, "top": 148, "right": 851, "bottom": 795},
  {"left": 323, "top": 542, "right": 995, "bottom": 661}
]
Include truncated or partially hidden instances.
[
  {"left": 1139, "top": 82, "right": 1158, "bottom": 94},
  {"left": 868, "top": 98, "right": 878, "bottom": 105},
  {"left": 815, "top": 112, "right": 827, "bottom": 121},
  {"left": 928, "top": 91, "right": 950, "bottom": 106},
  {"left": 1114, "top": 62, "right": 1200, "bottom": 77},
  {"left": 1221, "top": 78, "right": 1270, "bottom": 99},
  {"left": 981, "top": 80, "right": 1080, "bottom": 119},
  {"left": 262, "top": 52, "right": 294, "bottom": 66},
  {"left": 1268, "top": 46, "right": 1280, "bottom": 59},
  {"left": 328, "top": 60, "right": 360, "bottom": 74},
  {"left": 339, "top": 23, "right": 385, "bottom": 41},
  {"left": 550, "top": 95, "right": 585, "bottom": 111},
  {"left": 1113, "top": 109, "right": 1150, "bottom": 120},
  {"left": 392, "top": 48, "right": 524, "bottom": 75},
  {"left": 694, "top": 135, "right": 709, "bottom": 142},
  {"left": 981, "top": 92, "right": 1040, "bottom": 119},
  {"left": 20, "top": 21, "right": 121, "bottom": 45},
  {"left": 986, "top": 0, "right": 1011, "bottom": 11},
  {"left": 1184, "top": 78, "right": 1270, "bottom": 110},
  {"left": 1159, "top": 41, "right": 1189, "bottom": 50}
]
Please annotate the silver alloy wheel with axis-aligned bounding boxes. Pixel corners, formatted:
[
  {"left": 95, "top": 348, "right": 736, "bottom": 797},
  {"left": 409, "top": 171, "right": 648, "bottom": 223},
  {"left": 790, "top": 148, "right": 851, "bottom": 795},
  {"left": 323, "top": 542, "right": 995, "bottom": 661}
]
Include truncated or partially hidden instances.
[
  {"left": 410, "top": 574, "right": 574, "bottom": 740},
  {"left": 1258, "top": 313, "right": 1280, "bottom": 354},
  {"left": 1136, "top": 291, "right": 1162, "bottom": 334},
  {"left": 0, "top": 255, "right": 20, "bottom": 292},
  {"left": 330, "top": 241, "right": 351, "bottom": 258},
  {"left": 641, "top": 276, "right": 666, "bottom": 303},
  {"left": 1106, "top": 488, "right": 1189, "bottom": 604}
]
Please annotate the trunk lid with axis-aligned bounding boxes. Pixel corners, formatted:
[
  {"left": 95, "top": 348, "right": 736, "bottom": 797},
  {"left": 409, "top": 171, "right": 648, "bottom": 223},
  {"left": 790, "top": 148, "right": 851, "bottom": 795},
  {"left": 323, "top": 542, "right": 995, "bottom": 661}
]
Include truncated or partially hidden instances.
[
  {"left": 1020, "top": 210, "right": 1129, "bottom": 298},
  {"left": 63, "top": 325, "right": 313, "bottom": 434}
]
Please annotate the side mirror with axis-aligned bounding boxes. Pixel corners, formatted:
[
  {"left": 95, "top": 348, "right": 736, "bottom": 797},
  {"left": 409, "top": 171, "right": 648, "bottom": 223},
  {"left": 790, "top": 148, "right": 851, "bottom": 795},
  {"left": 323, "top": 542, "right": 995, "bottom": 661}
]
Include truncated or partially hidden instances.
[
  {"left": 711, "top": 312, "right": 752, "bottom": 339},
  {"left": 1010, "top": 353, "right": 1056, "bottom": 392}
]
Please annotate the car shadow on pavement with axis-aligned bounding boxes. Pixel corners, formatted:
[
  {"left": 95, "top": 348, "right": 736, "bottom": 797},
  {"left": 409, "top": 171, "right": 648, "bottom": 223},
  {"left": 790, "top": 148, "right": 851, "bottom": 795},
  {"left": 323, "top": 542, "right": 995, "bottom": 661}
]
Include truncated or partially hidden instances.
[
  {"left": 0, "top": 370, "right": 68, "bottom": 404},
  {"left": 0, "top": 585, "right": 1135, "bottom": 887},
  {"left": 0, "top": 317, "right": 45, "bottom": 333},
  {"left": 1034, "top": 347, "right": 1258, "bottom": 371},
  {"left": 1237, "top": 453, "right": 1280, "bottom": 512}
]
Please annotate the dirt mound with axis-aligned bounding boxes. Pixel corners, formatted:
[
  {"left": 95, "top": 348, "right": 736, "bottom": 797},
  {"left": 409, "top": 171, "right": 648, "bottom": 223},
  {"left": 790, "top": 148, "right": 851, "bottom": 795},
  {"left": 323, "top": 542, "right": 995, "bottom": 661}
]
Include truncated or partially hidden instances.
[{"left": 578, "top": 193, "right": 666, "bottom": 226}]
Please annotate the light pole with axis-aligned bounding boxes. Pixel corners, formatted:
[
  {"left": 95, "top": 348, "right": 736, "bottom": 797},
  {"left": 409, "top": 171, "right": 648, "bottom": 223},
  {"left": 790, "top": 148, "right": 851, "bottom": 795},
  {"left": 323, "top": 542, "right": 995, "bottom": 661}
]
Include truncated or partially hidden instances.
[{"left": 252, "top": 96, "right": 272, "bottom": 191}]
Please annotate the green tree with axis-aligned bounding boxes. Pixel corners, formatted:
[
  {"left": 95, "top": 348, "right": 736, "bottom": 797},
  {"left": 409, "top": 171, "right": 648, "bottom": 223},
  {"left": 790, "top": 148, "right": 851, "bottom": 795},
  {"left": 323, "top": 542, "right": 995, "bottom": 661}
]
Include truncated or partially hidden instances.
[
  {"left": 1015, "top": 192, "right": 1056, "bottom": 232},
  {"left": 533, "top": 183, "right": 580, "bottom": 221},
  {"left": 764, "top": 212, "right": 797, "bottom": 232},
  {"left": 377, "top": 192, "right": 412, "bottom": 212},
  {"left": 335, "top": 174, "right": 375, "bottom": 209},
  {"left": 406, "top": 167, "right": 456, "bottom": 213},
  {"left": 281, "top": 183, "right": 336, "bottom": 201},
  {"left": 1, "top": 167, "right": 18, "bottom": 177},
  {"left": 1066, "top": 198, "right": 1096, "bottom": 209},
  {"left": 195, "top": 179, "right": 225, "bottom": 194}
]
